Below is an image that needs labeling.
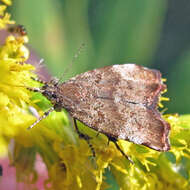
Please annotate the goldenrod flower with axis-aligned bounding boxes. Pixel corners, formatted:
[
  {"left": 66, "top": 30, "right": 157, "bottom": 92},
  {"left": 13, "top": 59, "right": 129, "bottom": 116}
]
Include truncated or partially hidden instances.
[{"left": 0, "top": 1, "right": 190, "bottom": 190}]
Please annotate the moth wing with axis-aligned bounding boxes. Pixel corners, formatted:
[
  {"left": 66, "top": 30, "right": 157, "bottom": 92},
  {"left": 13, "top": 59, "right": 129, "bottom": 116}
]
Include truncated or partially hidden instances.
[
  {"left": 59, "top": 64, "right": 170, "bottom": 151},
  {"left": 66, "top": 64, "right": 166, "bottom": 107}
]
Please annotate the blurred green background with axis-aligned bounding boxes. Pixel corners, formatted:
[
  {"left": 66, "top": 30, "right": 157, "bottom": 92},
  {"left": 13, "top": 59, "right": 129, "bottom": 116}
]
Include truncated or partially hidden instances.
[{"left": 9, "top": 0, "right": 190, "bottom": 114}]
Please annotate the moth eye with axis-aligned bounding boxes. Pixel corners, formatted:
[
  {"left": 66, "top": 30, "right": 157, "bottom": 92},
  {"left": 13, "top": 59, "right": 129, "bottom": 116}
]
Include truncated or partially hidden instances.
[{"left": 52, "top": 94, "right": 57, "bottom": 98}]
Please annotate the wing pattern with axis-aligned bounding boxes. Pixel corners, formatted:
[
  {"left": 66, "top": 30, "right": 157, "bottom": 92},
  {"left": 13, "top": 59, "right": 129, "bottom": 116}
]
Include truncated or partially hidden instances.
[{"left": 59, "top": 64, "right": 170, "bottom": 151}]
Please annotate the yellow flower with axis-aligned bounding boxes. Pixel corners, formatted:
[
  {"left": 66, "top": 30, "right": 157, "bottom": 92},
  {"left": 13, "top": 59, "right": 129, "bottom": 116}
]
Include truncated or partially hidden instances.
[
  {"left": 0, "top": 2, "right": 14, "bottom": 29},
  {"left": 1, "top": 0, "right": 12, "bottom": 6},
  {"left": 0, "top": 3, "right": 34, "bottom": 159}
]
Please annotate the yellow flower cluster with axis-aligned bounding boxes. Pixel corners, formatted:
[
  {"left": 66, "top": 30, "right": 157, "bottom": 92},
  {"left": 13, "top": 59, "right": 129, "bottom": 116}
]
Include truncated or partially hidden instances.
[
  {"left": 0, "top": 2, "right": 34, "bottom": 157},
  {"left": 0, "top": 1, "right": 190, "bottom": 190}
]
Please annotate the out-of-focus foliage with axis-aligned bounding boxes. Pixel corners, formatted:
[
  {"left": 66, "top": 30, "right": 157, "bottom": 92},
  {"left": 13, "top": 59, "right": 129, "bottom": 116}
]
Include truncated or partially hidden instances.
[{"left": 11, "top": 0, "right": 166, "bottom": 76}]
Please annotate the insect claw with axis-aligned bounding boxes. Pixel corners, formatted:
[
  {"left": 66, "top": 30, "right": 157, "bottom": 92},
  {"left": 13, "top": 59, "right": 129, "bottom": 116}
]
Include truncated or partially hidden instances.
[
  {"left": 108, "top": 136, "right": 134, "bottom": 164},
  {"left": 73, "top": 119, "right": 96, "bottom": 157},
  {"left": 107, "top": 139, "right": 110, "bottom": 146}
]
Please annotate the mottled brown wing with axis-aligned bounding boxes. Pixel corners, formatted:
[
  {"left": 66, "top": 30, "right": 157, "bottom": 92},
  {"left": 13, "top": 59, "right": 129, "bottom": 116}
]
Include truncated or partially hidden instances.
[{"left": 59, "top": 64, "right": 170, "bottom": 151}]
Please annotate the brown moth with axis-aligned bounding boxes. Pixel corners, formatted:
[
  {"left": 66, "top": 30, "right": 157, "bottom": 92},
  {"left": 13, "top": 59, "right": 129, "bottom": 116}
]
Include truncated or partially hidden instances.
[{"left": 28, "top": 64, "right": 170, "bottom": 160}]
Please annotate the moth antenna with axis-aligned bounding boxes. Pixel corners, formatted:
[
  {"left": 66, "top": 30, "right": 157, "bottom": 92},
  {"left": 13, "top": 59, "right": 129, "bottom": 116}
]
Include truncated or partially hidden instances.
[
  {"left": 73, "top": 118, "right": 96, "bottom": 157},
  {"left": 4, "top": 84, "right": 43, "bottom": 93},
  {"left": 6, "top": 83, "right": 44, "bottom": 93},
  {"left": 27, "top": 107, "right": 54, "bottom": 130},
  {"left": 108, "top": 136, "right": 134, "bottom": 164},
  {"left": 58, "top": 43, "right": 86, "bottom": 83}
]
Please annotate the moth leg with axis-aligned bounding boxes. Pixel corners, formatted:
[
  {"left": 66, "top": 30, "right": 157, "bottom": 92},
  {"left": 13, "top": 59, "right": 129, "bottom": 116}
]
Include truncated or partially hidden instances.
[
  {"left": 30, "top": 76, "right": 59, "bottom": 87},
  {"left": 96, "top": 132, "right": 100, "bottom": 138},
  {"left": 107, "top": 138, "right": 111, "bottom": 146},
  {"left": 108, "top": 136, "right": 134, "bottom": 164},
  {"left": 73, "top": 119, "right": 95, "bottom": 157},
  {"left": 31, "top": 77, "right": 48, "bottom": 85},
  {"left": 27, "top": 107, "right": 54, "bottom": 130},
  {"left": 26, "top": 86, "right": 44, "bottom": 93}
]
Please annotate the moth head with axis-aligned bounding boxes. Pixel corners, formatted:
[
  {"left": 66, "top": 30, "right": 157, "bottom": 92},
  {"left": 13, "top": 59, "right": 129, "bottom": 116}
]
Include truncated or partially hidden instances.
[{"left": 40, "top": 78, "right": 60, "bottom": 104}]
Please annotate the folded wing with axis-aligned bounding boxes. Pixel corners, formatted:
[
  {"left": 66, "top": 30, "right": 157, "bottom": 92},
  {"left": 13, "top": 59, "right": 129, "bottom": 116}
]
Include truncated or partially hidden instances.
[{"left": 59, "top": 64, "right": 170, "bottom": 151}]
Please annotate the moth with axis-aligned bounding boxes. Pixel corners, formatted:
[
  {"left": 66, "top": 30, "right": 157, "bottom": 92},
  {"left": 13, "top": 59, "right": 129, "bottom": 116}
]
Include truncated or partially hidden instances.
[{"left": 27, "top": 64, "right": 170, "bottom": 162}]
